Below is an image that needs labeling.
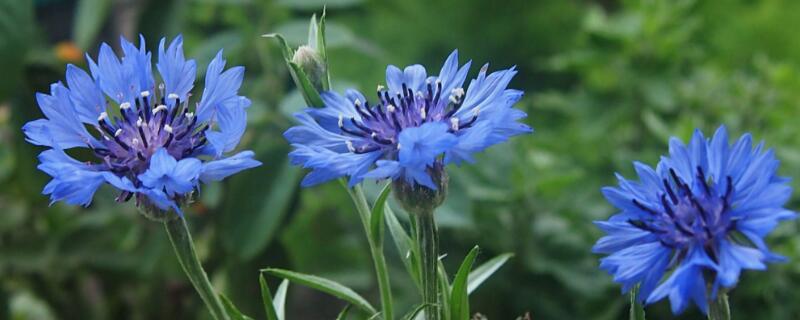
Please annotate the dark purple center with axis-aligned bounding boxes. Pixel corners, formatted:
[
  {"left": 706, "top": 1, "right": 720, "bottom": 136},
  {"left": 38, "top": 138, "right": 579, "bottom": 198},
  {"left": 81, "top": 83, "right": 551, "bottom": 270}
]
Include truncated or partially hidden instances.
[{"left": 90, "top": 90, "right": 207, "bottom": 202}]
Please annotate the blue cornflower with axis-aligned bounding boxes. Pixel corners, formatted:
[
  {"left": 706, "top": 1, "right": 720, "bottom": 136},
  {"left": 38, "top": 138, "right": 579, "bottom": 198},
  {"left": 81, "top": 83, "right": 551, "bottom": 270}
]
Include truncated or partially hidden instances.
[
  {"left": 284, "top": 50, "right": 532, "bottom": 189},
  {"left": 593, "top": 126, "right": 795, "bottom": 314},
  {"left": 24, "top": 36, "right": 261, "bottom": 214}
]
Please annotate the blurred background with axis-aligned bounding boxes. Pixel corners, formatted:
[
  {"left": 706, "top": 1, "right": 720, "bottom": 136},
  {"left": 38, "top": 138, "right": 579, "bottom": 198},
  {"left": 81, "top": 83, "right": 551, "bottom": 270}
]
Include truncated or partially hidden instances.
[{"left": 1, "top": 0, "right": 800, "bottom": 319}]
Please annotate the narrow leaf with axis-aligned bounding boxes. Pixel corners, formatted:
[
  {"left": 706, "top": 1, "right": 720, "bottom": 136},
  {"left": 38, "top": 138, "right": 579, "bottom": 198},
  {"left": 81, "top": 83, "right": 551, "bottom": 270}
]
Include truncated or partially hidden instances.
[
  {"left": 219, "top": 293, "right": 254, "bottom": 320},
  {"left": 467, "top": 253, "right": 513, "bottom": 294},
  {"left": 259, "top": 274, "right": 279, "bottom": 320},
  {"left": 307, "top": 14, "right": 318, "bottom": 50},
  {"left": 335, "top": 305, "right": 352, "bottom": 320},
  {"left": 288, "top": 61, "right": 325, "bottom": 107},
  {"left": 263, "top": 268, "right": 377, "bottom": 314},
  {"left": 274, "top": 279, "right": 289, "bottom": 320},
  {"left": 317, "top": 7, "right": 330, "bottom": 89},
  {"left": 450, "top": 246, "right": 480, "bottom": 320},
  {"left": 402, "top": 303, "right": 430, "bottom": 320},
  {"left": 262, "top": 33, "right": 294, "bottom": 60},
  {"left": 437, "top": 261, "right": 451, "bottom": 320},
  {"left": 384, "top": 205, "right": 421, "bottom": 290},
  {"left": 369, "top": 183, "right": 392, "bottom": 245}
]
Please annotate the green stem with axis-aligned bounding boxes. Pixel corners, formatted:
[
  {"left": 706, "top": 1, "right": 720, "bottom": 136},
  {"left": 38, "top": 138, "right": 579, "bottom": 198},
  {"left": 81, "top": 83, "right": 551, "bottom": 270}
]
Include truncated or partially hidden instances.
[
  {"left": 347, "top": 184, "right": 394, "bottom": 320},
  {"left": 164, "top": 218, "right": 229, "bottom": 320},
  {"left": 414, "top": 210, "right": 440, "bottom": 320},
  {"left": 707, "top": 291, "right": 731, "bottom": 320}
]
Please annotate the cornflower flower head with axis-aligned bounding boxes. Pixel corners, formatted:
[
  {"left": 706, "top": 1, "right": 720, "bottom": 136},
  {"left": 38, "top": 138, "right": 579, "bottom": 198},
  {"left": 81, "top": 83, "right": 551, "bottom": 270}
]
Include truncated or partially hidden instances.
[
  {"left": 284, "top": 50, "right": 532, "bottom": 195},
  {"left": 593, "top": 126, "right": 795, "bottom": 314},
  {"left": 24, "top": 36, "right": 260, "bottom": 217}
]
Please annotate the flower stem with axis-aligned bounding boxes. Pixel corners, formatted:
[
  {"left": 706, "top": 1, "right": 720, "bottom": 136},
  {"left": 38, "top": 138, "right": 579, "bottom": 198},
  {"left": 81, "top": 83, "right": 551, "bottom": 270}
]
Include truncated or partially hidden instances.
[
  {"left": 164, "top": 217, "right": 229, "bottom": 320},
  {"left": 414, "top": 210, "right": 440, "bottom": 320},
  {"left": 346, "top": 184, "right": 394, "bottom": 320},
  {"left": 708, "top": 291, "right": 731, "bottom": 320}
]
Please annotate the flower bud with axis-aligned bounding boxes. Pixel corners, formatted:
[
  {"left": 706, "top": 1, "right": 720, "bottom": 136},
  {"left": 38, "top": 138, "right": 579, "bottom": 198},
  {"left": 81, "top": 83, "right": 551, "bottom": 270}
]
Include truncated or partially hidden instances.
[
  {"left": 392, "top": 167, "right": 448, "bottom": 215},
  {"left": 291, "top": 45, "right": 327, "bottom": 93}
]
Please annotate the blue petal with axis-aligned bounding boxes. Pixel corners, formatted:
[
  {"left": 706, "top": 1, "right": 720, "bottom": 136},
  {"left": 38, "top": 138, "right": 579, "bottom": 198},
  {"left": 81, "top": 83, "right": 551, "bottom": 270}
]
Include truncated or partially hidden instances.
[
  {"left": 120, "top": 35, "right": 155, "bottom": 96},
  {"left": 23, "top": 84, "right": 97, "bottom": 149},
  {"left": 65, "top": 64, "right": 105, "bottom": 125},
  {"left": 138, "top": 148, "right": 201, "bottom": 196},
  {"left": 200, "top": 150, "right": 262, "bottom": 183},
  {"left": 157, "top": 35, "right": 197, "bottom": 105},
  {"left": 196, "top": 50, "right": 245, "bottom": 122},
  {"left": 205, "top": 97, "right": 248, "bottom": 158},
  {"left": 397, "top": 122, "right": 457, "bottom": 167}
]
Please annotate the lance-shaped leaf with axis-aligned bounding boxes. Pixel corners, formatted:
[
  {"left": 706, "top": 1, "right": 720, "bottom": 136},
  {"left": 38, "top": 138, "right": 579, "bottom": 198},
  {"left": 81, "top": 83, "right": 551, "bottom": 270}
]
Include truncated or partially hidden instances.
[{"left": 262, "top": 268, "right": 377, "bottom": 315}]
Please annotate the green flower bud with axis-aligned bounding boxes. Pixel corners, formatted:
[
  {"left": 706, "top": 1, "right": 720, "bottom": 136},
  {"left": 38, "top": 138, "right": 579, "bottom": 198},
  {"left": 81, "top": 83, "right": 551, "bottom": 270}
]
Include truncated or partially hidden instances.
[
  {"left": 291, "top": 45, "right": 327, "bottom": 93},
  {"left": 392, "top": 168, "right": 448, "bottom": 215}
]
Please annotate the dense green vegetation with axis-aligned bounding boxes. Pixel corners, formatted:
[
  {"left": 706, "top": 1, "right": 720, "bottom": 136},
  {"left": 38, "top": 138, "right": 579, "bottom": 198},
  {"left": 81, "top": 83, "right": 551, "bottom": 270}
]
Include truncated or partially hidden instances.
[{"left": 1, "top": 0, "right": 799, "bottom": 319}]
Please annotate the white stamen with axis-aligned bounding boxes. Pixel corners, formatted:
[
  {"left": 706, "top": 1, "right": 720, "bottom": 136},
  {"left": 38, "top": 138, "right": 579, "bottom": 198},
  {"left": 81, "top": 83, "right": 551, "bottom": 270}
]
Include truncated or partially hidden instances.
[
  {"left": 449, "top": 95, "right": 459, "bottom": 104},
  {"left": 354, "top": 99, "right": 361, "bottom": 107},
  {"left": 338, "top": 114, "right": 344, "bottom": 128},
  {"left": 140, "top": 91, "right": 150, "bottom": 97},
  {"left": 158, "top": 83, "right": 165, "bottom": 91},
  {"left": 98, "top": 112, "right": 108, "bottom": 122},
  {"left": 119, "top": 102, "right": 131, "bottom": 110},
  {"left": 136, "top": 117, "right": 143, "bottom": 127},
  {"left": 346, "top": 140, "right": 355, "bottom": 152},
  {"left": 186, "top": 112, "right": 194, "bottom": 118},
  {"left": 452, "top": 87, "right": 464, "bottom": 97},
  {"left": 377, "top": 85, "right": 385, "bottom": 92},
  {"left": 397, "top": 143, "right": 402, "bottom": 150},
  {"left": 435, "top": 79, "right": 442, "bottom": 85},
  {"left": 167, "top": 93, "right": 179, "bottom": 100},
  {"left": 387, "top": 105, "right": 396, "bottom": 113},
  {"left": 473, "top": 107, "right": 481, "bottom": 116},
  {"left": 153, "top": 105, "right": 167, "bottom": 113},
  {"left": 371, "top": 132, "right": 377, "bottom": 138},
  {"left": 420, "top": 107, "right": 427, "bottom": 119},
  {"left": 450, "top": 117, "right": 460, "bottom": 131},
  {"left": 164, "top": 125, "right": 173, "bottom": 133},
  {"left": 114, "top": 129, "right": 123, "bottom": 137},
  {"left": 132, "top": 138, "right": 139, "bottom": 146}
]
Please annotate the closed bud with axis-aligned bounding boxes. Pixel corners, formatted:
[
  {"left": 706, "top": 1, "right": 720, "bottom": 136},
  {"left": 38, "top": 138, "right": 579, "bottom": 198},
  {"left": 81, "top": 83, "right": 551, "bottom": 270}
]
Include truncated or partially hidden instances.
[
  {"left": 392, "top": 166, "right": 448, "bottom": 215},
  {"left": 291, "top": 45, "right": 327, "bottom": 92}
]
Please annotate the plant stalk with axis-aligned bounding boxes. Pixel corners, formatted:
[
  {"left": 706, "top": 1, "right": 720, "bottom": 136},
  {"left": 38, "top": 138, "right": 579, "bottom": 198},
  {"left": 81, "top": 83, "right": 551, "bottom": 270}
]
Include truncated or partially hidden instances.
[
  {"left": 164, "top": 217, "right": 229, "bottom": 320},
  {"left": 347, "top": 184, "right": 394, "bottom": 320},
  {"left": 708, "top": 291, "right": 731, "bottom": 320},
  {"left": 414, "top": 210, "right": 440, "bottom": 320}
]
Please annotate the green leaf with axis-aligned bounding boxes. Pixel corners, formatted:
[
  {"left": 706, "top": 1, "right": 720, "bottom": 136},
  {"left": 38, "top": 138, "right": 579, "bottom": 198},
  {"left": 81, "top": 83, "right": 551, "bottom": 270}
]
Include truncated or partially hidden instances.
[
  {"left": 437, "top": 261, "right": 451, "bottom": 320},
  {"left": 369, "top": 183, "right": 392, "bottom": 245},
  {"left": 262, "top": 33, "right": 294, "bottom": 61},
  {"left": 72, "top": 0, "right": 110, "bottom": 50},
  {"left": 335, "top": 305, "right": 352, "bottom": 320},
  {"left": 629, "top": 285, "right": 646, "bottom": 320},
  {"left": 317, "top": 8, "right": 330, "bottom": 89},
  {"left": 274, "top": 279, "right": 289, "bottom": 320},
  {"left": 262, "top": 268, "right": 377, "bottom": 315},
  {"left": 384, "top": 205, "right": 421, "bottom": 290},
  {"left": 450, "top": 246, "right": 480, "bottom": 320},
  {"left": 288, "top": 61, "right": 325, "bottom": 107},
  {"left": 467, "top": 253, "right": 513, "bottom": 294},
  {"left": 401, "top": 303, "right": 430, "bottom": 320},
  {"left": 259, "top": 274, "right": 279, "bottom": 320},
  {"left": 219, "top": 293, "right": 254, "bottom": 320}
]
